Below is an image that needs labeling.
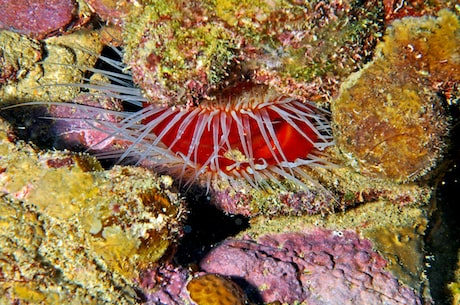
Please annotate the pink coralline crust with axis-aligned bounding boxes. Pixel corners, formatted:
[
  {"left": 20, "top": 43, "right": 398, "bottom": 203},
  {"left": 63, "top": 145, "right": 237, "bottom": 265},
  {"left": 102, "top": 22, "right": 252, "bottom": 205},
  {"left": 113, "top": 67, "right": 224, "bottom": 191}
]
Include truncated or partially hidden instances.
[
  {"left": 49, "top": 93, "right": 129, "bottom": 152},
  {"left": 0, "top": 0, "right": 77, "bottom": 39},
  {"left": 210, "top": 190, "right": 255, "bottom": 217},
  {"left": 211, "top": 187, "right": 336, "bottom": 217},
  {"left": 140, "top": 264, "right": 193, "bottom": 304},
  {"left": 200, "top": 229, "right": 423, "bottom": 304}
]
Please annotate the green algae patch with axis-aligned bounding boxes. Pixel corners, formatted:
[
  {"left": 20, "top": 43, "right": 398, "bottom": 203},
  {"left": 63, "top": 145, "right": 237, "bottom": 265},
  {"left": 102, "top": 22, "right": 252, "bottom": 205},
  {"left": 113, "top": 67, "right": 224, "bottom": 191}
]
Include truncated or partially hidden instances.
[
  {"left": 122, "top": 0, "right": 384, "bottom": 105},
  {"left": 332, "top": 10, "right": 458, "bottom": 181},
  {"left": 0, "top": 118, "right": 186, "bottom": 304},
  {"left": 123, "top": 0, "right": 241, "bottom": 105}
]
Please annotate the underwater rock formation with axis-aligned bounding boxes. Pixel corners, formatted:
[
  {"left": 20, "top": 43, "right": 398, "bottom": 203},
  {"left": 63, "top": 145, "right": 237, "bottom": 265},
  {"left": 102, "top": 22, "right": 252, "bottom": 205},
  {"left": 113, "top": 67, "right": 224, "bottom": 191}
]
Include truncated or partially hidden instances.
[
  {"left": 138, "top": 197, "right": 430, "bottom": 304},
  {"left": 123, "top": 0, "right": 384, "bottom": 106},
  {"left": 201, "top": 230, "right": 422, "bottom": 304},
  {"left": 0, "top": 29, "right": 105, "bottom": 104},
  {"left": 0, "top": 2, "right": 458, "bottom": 305},
  {"left": 0, "top": 0, "right": 78, "bottom": 39},
  {"left": 332, "top": 9, "right": 458, "bottom": 181},
  {"left": 0, "top": 118, "right": 186, "bottom": 304}
]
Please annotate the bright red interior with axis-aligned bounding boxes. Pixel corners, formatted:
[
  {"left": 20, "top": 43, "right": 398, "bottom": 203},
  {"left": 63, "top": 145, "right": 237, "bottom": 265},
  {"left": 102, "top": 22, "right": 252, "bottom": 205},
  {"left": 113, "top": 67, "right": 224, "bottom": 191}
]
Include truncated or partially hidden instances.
[{"left": 142, "top": 103, "right": 317, "bottom": 175}]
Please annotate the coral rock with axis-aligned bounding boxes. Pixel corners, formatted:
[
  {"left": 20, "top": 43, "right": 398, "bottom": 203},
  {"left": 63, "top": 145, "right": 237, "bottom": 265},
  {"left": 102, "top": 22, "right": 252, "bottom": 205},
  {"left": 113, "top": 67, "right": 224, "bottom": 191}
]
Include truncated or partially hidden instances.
[
  {"left": 332, "top": 10, "right": 458, "bottom": 181},
  {"left": 0, "top": 0, "right": 77, "bottom": 39},
  {"left": 0, "top": 29, "right": 105, "bottom": 104},
  {"left": 0, "top": 118, "right": 186, "bottom": 304},
  {"left": 200, "top": 229, "right": 423, "bottom": 305},
  {"left": 123, "top": 0, "right": 384, "bottom": 105},
  {"left": 86, "top": 0, "right": 134, "bottom": 25}
]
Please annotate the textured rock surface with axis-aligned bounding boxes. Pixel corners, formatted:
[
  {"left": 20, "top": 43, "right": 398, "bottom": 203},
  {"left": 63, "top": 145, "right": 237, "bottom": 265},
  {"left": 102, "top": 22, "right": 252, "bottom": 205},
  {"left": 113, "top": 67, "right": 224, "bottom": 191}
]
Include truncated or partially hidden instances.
[
  {"left": 123, "top": 0, "right": 384, "bottom": 106},
  {"left": 332, "top": 10, "right": 457, "bottom": 181},
  {"left": 0, "top": 29, "right": 105, "bottom": 104},
  {"left": 0, "top": 0, "right": 77, "bottom": 39},
  {"left": 0, "top": 2, "right": 458, "bottom": 304},
  {"left": 0, "top": 118, "right": 186, "bottom": 304},
  {"left": 137, "top": 198, "right": 430, "bottom": 304},
  {"left": 200, "top": 229, "right": 422, "bottom": 304}
]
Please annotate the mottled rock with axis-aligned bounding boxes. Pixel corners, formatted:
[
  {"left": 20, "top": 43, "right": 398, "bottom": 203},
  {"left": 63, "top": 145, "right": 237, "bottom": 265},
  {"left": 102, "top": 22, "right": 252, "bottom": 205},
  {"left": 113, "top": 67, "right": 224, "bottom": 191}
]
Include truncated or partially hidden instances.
[
  {"left": 0, "top": 29, "right": 105, "bottom": 105},
  {"left": 85, "top": 0, "right": 133, "bottom": 25},
  {"left": 201, "top": 230, "right": 422, "bottom": 304},
  {"left": 332, "top": 10, "right": 458, "bottom": 181},
  {"left": 0, "top": 118, "right": 186, "bottom": 304},
  {"left": 0, "top": 0, "right": 77, "bottom": 39},
  {"left": 123, "top": 0, "right": 384, "bottom": 106}
]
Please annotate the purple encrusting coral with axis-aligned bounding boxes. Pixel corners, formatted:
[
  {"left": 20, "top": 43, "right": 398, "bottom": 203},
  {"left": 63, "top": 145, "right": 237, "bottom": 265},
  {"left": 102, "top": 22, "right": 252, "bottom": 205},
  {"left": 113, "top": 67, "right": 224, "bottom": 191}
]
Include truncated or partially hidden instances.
[
  {"left": 212, "top": 187, "right": 336, "bottom": 216},
  {"left": 200, "top": 229, "right": 422, "bottom": 304},
  {"left": 140, "top": 264, "right": 193, "bottom": 304}
]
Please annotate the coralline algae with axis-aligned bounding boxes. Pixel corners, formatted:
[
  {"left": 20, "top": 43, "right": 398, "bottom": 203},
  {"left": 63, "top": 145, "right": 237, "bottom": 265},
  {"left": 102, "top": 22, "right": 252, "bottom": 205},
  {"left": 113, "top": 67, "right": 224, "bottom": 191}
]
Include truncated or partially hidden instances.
[
  {"left": 200, "top": 229, "right": 422, "bottom": 305},
  {"left": 141, "top": 266, "right": 249, "bottom": 305},
  {"left": 138, "top": 197, "right": 430, "bottom": 305},
  {"left": 0, "top": 0, "right": 78, "bottom": 39}
]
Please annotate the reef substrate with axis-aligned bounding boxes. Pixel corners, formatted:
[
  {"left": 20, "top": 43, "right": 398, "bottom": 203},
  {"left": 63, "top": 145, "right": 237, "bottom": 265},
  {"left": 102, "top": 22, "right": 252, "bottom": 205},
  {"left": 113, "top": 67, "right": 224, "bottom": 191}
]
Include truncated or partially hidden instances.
[
  {"left": 139, "top": 197, "right": 430, "bottom": 304},
  {"left": 0, "top": 2, "right": 459, "bottom": 305},
  {"left": 0, "top": 118, "right": 186, "bottom": 304},
  {"left": 123, "top": 0, "right": 385, "bottom": 106},
  {"left": 332, "top": 9, "right": 459, "bottom": 181}
]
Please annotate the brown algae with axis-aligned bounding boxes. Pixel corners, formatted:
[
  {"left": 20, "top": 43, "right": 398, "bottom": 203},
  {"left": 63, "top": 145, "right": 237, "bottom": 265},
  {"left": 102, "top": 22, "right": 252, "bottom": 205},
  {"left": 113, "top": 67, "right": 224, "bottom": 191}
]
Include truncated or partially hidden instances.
[
  {"left": 0, "top": 118, "right": 186, "bottom": 304},
  {"left": 332, "top": 10, "right": 459, "bottom": 181}
]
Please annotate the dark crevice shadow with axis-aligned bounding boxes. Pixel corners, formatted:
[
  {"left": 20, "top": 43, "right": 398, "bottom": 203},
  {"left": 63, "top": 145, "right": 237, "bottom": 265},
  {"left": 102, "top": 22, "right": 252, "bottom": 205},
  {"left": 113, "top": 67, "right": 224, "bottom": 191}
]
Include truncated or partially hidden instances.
[
  {"left": 173, "top": 187, "right": 249, "bottom": 267},
  {"left": 424, "top": 104, "right": 460, "bottom": 305},
  {"left": 1, "top": 103, "right": 63, "bottom": 150},
  {"left": 0, "top": 44, "right": 134, "bottom": 153},
  {"left": 231, "top": 276, "right": 265, "bottom": 304}
]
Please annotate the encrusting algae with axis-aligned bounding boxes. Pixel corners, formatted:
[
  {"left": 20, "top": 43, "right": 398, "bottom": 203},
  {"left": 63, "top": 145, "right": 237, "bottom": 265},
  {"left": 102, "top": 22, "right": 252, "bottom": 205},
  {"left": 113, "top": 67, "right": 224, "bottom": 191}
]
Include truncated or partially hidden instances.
[
  {"left": 0, "top": 28, "right": 105, "bottom": 104},
  {"left": 332, "top": 9, "right": 459, "bottom": 181},
  {"left": 0, "top": 118, "right": 186, "bottom": 304},
  {"left": 122, "top": 0, "right": 384, "bottom": 105}
]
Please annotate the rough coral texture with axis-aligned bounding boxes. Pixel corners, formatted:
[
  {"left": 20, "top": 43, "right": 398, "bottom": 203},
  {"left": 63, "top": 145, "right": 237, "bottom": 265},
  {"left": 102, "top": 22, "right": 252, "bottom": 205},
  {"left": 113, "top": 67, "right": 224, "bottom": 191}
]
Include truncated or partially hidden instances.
[
  {"left": 0, "top": 31, "right": 42, "bottom": 84},
  {"left": 141, "top": 266, "right": 248, "bottom": 305},
  {"left": 187, "top": 273, "right": 247, "bottom": 305},
  {"left": 208, "top": 148, "right": 431, "bottom": 217},
  {"left": 0, "top": 29, "right": 105, "bottom": 104},
  {"left": 85, "top": 0, "right": 133, "bottom": 25},
  {"left": 200, "top": 229, "right": 423, "bottom": 305},
  {"left": 0, "top": 118, "right": 186, "bottom": 304},
  {"left": 140, "top": 264, "right": 193, "bottom": 304},
  {"left": 123, "top": 0, "right": 384, "bottom": 106},
  {"left": 139, "top": 198, "right": 429, "bottom": 304},
  {"left": 332, "top": 10, "right": 458, "bottom": 181},
  {"left": 0, "top": 0, "right": 77, "bottom": 39}
]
